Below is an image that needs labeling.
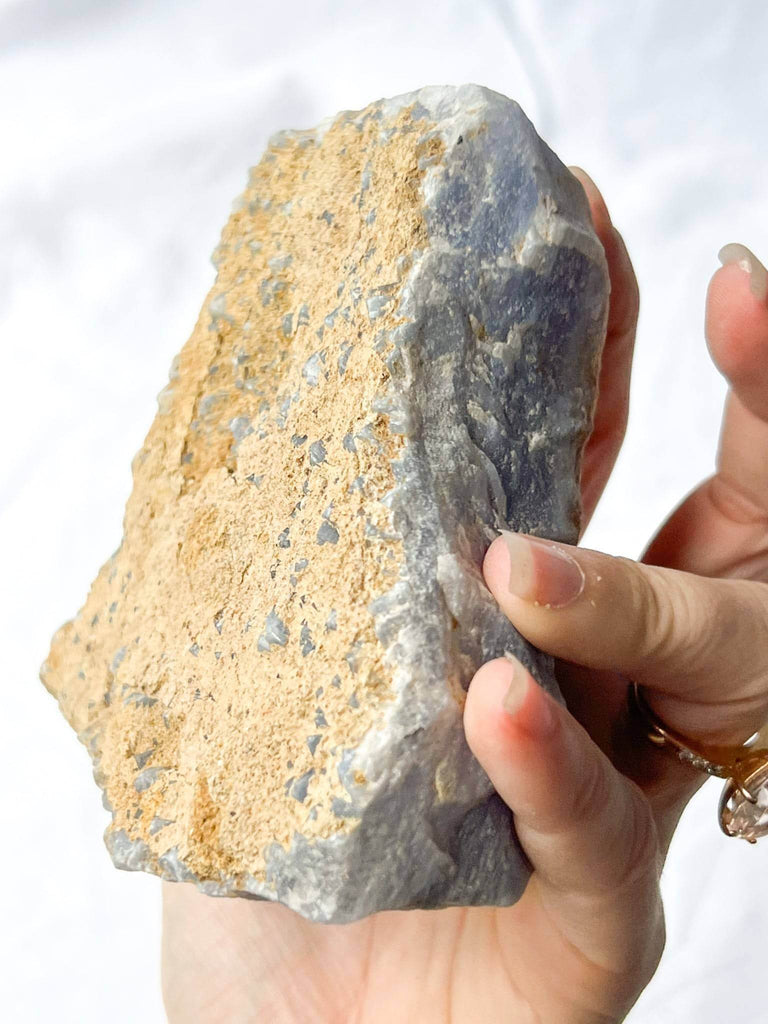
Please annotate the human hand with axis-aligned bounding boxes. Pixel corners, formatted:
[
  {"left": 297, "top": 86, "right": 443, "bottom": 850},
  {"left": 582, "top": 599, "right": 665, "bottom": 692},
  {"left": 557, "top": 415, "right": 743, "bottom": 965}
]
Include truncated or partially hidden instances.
[
  {"left": 160, "top": 170, "right": 643, "bottom": 1024},
  {"left": 161, "top": 180, "right": 767, "bottom": 1024},
  {"left": 464, "top": 235, "right": 768, "bottom": 1021}
]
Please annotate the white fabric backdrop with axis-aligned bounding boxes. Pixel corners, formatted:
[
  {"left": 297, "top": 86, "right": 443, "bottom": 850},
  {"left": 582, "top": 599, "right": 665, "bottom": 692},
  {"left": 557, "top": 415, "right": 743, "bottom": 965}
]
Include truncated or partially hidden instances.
[{"left": 2, "top": 1, "right": 767, "bottom": 1020}]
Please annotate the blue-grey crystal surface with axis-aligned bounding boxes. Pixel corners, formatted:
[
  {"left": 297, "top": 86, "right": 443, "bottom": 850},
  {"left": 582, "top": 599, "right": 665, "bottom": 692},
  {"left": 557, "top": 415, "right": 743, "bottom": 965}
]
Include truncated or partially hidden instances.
[
  {"left": 257, "top": 85, "right": 609, "bottom": 921},
  {"left": 42, "top": 84, "right": 609, "bottom": 924}
]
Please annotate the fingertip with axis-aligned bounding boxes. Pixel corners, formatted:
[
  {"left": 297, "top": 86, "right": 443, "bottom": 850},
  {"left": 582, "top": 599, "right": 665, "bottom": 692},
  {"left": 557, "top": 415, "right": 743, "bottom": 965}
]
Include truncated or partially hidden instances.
[
  {"left": 706, "top": 262, "right": 768, "bottom": 417},
  {"left": 463, "top": 657, "right": 515, "bottom": 762},
  {"left": 569, "top": 165, "right": 612, "bottom": 235},
  {"left": 464, "top": 656, "right": 557, "bottom": 773},
  {"left": 482, "top": 534, "right": 510, "bottom": 596},
  {"left": 718, "top": 243, "right": 768, "bottom": 302}
]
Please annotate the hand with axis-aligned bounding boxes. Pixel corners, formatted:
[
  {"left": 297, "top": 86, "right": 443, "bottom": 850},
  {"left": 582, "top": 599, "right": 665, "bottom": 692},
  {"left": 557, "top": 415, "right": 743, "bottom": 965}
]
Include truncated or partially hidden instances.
[
  {"left": 464, "top": 234, "right": 768, "bottom": 1023},
  {"left": 161, "top": 170, "right": 640, "bottom": 1024},
  {"left": 160, "top": 180, "right": 766, "bottom": 1024}
]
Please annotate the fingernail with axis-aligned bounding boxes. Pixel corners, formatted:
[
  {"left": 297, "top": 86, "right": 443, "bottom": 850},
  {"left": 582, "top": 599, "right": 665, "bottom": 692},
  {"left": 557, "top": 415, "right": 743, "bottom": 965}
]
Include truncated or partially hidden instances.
[
  {"left": 502, "top": 532, "right": 585, "bottom": 608},
  {"left": 501, "top": 656, "right": 556, "bottom": 736},
  {"left": 718, "top": 243, "right": 768, "bottom": 302},
  {"left": 568, "top": 166, "right": 611, "bottom": 226},
  {"left": 568, "top": 166, "right": 604, "bottom": 202}
]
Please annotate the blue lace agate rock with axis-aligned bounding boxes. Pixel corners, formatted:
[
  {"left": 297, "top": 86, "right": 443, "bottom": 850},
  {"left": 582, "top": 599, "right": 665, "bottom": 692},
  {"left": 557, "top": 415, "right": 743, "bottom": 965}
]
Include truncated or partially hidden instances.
[{"left": 42, "top": 84, "right": 608, "bottom": 923}]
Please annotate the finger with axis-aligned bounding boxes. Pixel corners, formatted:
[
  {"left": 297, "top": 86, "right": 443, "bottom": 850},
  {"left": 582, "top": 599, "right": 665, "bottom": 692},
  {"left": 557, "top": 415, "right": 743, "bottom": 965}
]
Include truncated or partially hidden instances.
[
  {"left": 707, "top": 246, "right": 768, "bottom": 423},
  {"left": 483, "top": 532, "right": 768, "bottom": 741},
  {"left": 642, "top": 248, "right": 768, "bottom": 576},
  {"left": 641, "top": 445, "right": 768, "bottom": 580},
  {"left": 705, "top": 248, "right": 768, "bottom": 511},
  {"left": 464, "top": 656, "right": 663, "bottom": 978},
  {"left": 554, "top": 659, "right": 705, "bottom": 843},
  {"left": 569, "top": 168, "right": 640, "bottom": 531},
  {"left": 569, "top": 167, "right": 639, "bottom": 346}
]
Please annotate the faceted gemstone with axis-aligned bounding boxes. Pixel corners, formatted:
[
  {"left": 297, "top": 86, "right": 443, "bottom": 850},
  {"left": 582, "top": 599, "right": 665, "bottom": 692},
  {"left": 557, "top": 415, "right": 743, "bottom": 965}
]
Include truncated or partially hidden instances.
[{"left": 722, "top": 766, "right": 768, "bottom": 842}]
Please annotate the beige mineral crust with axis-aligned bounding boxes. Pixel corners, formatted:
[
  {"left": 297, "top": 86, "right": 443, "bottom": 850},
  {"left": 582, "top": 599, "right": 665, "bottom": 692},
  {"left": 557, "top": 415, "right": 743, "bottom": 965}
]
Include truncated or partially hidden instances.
[{"left": 41, "top": 84, "right": 609, "bottom": 922}]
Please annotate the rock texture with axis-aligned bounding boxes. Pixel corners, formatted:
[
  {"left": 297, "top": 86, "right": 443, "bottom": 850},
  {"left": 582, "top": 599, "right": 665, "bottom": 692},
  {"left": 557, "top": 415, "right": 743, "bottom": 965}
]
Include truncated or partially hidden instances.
[{"left": 41, "top": 84, "right": 608, "bottom": 923}]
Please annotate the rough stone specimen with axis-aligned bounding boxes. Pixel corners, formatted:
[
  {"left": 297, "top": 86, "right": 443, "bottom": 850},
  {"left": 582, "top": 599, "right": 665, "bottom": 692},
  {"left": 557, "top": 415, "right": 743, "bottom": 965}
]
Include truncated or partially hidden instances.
[{"left": 41, "top": 84, "right": 608, "bottom": 923}]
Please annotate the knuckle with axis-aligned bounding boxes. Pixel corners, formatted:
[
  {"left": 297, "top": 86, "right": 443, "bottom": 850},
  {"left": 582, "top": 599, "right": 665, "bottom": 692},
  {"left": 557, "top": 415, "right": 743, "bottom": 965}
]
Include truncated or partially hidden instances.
[
  {"left": 568, "top": 746, "right": 612, "bottom": 829},
  {"left": 614, "top": 783, "right": 661, "bottom": 893},
  {"left": 565, "top": 753, "right": 661, "bottom": 895},
  {"left": 630, "top": 570, "right": 768, "bottom": 683},
  {"left": 630, "top": 564, "right": 698, "bottom": 671}
]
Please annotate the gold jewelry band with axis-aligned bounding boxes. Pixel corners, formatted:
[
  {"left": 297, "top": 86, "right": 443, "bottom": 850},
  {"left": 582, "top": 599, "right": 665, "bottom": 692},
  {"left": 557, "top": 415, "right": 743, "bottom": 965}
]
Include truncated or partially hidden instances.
[{"left": 628, "top": 682, "right": 768, "bottom": 844}]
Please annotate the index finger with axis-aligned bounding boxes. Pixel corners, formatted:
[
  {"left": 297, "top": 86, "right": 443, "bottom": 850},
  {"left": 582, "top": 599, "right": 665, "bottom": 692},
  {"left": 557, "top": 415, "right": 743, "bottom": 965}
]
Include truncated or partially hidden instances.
[
  {"left": 642, "top": 251, "right": 768, "bottom": 578},
  {"left": 482, "top": 532, "right": 768, "bottom": 743},
  {"left": 707, "top": 252, "right": 768, "bottom": 513},
  {"left": 569, "top": 167, "right": 640, "bottom": 532}
]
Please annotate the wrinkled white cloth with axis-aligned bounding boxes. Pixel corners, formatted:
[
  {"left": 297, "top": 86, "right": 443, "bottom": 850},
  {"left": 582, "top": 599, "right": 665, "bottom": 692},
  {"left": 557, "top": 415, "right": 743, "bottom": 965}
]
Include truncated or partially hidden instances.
[{"left": 2, "top": 1, "right": 767, "bottom": 1021}]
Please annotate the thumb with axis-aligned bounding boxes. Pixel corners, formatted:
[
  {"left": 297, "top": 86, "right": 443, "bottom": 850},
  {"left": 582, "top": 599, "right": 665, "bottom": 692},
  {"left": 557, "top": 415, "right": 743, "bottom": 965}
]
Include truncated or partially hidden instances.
[
  {"left": 464, "top": 656, "right": 664, "bottom": 982},
  {"left": 482, "top": 531, "right": 768, "bottom": 742}
]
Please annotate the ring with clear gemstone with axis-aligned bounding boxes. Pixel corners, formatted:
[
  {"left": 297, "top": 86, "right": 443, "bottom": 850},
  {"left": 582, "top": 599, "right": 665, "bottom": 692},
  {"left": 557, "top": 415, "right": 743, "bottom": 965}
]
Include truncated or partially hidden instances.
[
  {"left": 719, "top": 763, "right": 768, "bottom": 844},
  {"left": 628, "top": 682, "right": 768, "bottom": 844}
]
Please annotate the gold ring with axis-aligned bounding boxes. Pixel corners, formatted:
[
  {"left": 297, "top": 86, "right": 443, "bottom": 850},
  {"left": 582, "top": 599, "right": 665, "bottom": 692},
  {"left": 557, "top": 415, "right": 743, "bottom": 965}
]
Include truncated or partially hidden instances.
[{"left": 628, "top": 682, "right": 768, "bottom": 844}]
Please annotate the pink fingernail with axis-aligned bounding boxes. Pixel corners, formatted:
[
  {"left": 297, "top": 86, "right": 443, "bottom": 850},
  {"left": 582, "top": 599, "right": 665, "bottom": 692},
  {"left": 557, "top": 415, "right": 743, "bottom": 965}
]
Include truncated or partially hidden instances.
[
  {"left": 501, "top": 656, "right": 555, "bottom": 736},
  {"left": 501, "top": 532, "right": 585, "bottom": 608},
  {"left": 718, "top": 243, "right": 768, "bottom": 302},
  {"left": 502, "top": 656, "right": 528, "bottom": 715}
]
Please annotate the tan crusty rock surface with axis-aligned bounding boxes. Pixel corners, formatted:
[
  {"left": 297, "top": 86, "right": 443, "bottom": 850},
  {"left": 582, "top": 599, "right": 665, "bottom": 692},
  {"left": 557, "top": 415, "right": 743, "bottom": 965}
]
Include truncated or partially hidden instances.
[{"left": 41, "top": 84, "right": 608, "bottom": 922}]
